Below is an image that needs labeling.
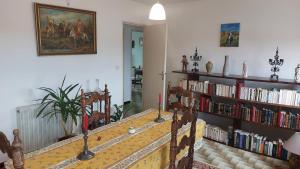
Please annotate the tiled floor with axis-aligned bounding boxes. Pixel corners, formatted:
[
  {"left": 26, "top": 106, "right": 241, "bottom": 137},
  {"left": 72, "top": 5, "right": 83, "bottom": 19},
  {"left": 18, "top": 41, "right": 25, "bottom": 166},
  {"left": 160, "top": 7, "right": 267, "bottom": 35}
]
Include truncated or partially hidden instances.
[
  {"left": 124, "top": 86, "right": 143, "bottom": 118},
  {"left": 194, "top": 139, "right": 289, "bottom": 169}
]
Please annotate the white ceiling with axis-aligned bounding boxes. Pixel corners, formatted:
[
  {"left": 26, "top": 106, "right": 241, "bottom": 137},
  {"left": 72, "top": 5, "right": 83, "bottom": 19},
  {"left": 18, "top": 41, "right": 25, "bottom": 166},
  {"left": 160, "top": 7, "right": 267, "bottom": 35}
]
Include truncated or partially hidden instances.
[{"left": 132, "top": 0, "right": 200, "bottom": 5}]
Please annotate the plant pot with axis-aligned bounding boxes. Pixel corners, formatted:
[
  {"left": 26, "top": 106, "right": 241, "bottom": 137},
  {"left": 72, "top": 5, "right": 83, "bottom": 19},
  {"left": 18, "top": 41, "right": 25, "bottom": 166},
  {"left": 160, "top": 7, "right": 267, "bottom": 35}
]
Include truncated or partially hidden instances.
[{"left": 58, "top": 134, "right": 76, "bottom": 142}]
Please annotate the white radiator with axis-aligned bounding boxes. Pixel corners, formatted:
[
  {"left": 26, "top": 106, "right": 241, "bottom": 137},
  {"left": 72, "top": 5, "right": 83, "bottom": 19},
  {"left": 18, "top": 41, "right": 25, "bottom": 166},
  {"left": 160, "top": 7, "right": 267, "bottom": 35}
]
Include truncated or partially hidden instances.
[{"left": 16, "top": 104, "right": 73, "bottom": 153}]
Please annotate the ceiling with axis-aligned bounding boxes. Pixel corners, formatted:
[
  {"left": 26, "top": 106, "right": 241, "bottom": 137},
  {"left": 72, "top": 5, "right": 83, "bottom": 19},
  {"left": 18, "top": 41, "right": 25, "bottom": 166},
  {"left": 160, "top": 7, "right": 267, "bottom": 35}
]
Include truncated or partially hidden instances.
[{"left": 132, "top": 0, "right": 200, "bottom": 5}]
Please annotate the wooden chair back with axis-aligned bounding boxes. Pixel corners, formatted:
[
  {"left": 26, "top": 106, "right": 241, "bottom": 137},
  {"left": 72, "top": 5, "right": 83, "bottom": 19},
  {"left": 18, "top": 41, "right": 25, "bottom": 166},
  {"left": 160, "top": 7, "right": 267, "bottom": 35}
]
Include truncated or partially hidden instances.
[
  {"left": 0, "top": 129, "right": 24, "bottom": 169},
  {"left": 81, "top": 84, "right": 111, "bottom": 129},
  {"left": 169, "top": 110, "right": 197, "bottom": 169},
  {"left": 169, "top": 86, "right": 197, "bottom": 169},
  {"left": 167, "top": 81, "right": 194, "bottom": 112}
]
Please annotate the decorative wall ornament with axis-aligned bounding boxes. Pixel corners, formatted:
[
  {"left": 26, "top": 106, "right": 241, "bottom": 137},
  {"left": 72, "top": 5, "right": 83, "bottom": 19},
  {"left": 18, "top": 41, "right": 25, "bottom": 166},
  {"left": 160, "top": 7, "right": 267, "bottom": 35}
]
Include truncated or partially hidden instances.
[
  {"left": 35, "top": 3, "right": 97, "bottom": 56},
  {"left": 220, "top": 23, "right": 240, "bottom": 47},
  {"left": 222, "top": 55, "right": 230, "bottom": 76},
  {"left": 269, "top": 47, "right": 284, "bottom": 80},
  {"left": 190, "top": 48, "right": 202, "bottom": 72},
  {"left": 242, "top": 61, "right": 248, "bottom": 78},
  {"left": 295, "top": 64, "right": 300, "bottom": 83},
  {"left": 206, "top": 61, "right": 213, "bottom": 74},
  {"left": 181, "top": 55, "right": 188, "bottom": 72}
]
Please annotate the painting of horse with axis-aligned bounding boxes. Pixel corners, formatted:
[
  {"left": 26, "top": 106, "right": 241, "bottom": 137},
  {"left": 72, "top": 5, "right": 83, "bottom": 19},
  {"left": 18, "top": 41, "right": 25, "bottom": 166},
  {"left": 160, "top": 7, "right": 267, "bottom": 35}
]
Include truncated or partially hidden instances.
[
  {"left": 220, "top": 23, "right": 240, "bottom": 47},
  {"left": 35, "top": 3, "right": 97, "bottom": 55}
]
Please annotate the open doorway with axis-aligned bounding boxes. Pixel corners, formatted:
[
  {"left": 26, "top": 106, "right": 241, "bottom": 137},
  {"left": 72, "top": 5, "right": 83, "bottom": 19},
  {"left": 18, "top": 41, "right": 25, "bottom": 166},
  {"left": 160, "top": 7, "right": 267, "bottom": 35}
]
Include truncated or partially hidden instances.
[{"left": 123, "top": 23, "right": 144, "bottom": 117}]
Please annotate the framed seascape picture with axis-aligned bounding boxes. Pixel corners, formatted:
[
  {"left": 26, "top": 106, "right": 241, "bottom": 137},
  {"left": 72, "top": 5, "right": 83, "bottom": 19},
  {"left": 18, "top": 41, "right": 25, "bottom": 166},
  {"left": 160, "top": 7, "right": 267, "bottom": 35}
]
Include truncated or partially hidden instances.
[
  {"left": 220, "top": 23, "right": 240, "bottom": 47},
  {"left": 34, "top": 3, "right": 97, "bottom": 55}
]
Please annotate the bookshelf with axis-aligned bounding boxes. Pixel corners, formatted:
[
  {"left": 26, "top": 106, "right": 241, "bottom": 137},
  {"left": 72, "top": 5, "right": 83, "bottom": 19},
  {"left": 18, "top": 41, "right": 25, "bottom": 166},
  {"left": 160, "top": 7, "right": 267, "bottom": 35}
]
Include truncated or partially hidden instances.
[{"left": 172, "top": 70, "right": 300, "bottom": 161}]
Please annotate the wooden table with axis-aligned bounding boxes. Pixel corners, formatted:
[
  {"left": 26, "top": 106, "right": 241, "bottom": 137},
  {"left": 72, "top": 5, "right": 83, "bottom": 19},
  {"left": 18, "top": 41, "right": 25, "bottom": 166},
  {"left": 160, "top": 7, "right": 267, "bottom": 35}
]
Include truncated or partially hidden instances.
[{"left": 6, "top": 109, "right": 205, "bottom": 169}]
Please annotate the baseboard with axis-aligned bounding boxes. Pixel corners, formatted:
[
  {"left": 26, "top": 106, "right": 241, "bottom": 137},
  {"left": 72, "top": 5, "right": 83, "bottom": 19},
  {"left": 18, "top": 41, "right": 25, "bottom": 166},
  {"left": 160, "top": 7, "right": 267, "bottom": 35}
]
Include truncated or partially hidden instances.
[{"left": 124, "top": 101, "right": 131, "bottom": 105}]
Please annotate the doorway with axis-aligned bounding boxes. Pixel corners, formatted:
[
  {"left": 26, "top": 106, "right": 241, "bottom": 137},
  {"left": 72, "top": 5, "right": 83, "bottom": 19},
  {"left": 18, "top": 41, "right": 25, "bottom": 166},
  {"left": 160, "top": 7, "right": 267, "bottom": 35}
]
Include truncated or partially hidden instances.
[{"left": 123, "top": 23, "right": 144, "bottom": 117}]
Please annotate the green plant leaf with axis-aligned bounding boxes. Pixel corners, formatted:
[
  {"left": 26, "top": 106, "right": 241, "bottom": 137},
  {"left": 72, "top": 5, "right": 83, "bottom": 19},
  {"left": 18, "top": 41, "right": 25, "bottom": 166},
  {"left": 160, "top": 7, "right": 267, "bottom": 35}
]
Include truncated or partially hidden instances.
[
  {"left": 42, "top": 110, "right": 56, "bottom": 118},
  {"left": 36, "top": 101, "right": 54, "bottom": 118},
  {"left": 66, "top": 84, "right": 79, "bottom": 95},
  {"left": 61, "top": 75, "right": 66, "bottom": 88},
  {"left": 38, "top": 87, "right": 56, "bottom": 94}
]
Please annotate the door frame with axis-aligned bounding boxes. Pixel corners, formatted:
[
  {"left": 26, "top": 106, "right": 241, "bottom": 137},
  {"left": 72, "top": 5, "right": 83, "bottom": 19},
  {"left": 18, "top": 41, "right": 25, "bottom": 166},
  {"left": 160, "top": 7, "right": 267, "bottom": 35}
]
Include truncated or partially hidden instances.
[{"left": 122, "top": 22, "right": 145, "bottom": 105}]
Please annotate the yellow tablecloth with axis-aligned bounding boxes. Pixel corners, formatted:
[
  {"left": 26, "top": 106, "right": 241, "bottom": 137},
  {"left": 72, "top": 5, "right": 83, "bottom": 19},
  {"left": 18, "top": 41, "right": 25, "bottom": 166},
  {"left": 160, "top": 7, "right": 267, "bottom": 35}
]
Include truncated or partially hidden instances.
[{"left": 6, "top": 109, "right": 205, "bottom": 169}]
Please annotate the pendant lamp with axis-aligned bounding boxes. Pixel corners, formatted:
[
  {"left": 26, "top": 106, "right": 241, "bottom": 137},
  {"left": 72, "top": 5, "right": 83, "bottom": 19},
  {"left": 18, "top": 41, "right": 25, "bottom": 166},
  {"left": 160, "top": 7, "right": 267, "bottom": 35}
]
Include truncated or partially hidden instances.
[{"left": 149, "top": 1, "right": 166, "bottom": 20}]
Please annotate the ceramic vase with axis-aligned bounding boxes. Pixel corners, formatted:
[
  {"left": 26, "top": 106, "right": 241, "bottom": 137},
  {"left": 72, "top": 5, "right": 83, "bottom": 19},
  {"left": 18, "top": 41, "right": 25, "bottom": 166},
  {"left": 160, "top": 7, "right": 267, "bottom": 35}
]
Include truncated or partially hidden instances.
[
  {"left": 206, "top": 61, "right": 213, "bottom": 74},
  {"left": 242, "top": 62, "right": 248, "bottom": 78},
  {"left": 295, "top": 64, "right": 300, "bottom": 83},
  {"left": 223, "top": 55, "right": 229, "bottom": 76}
]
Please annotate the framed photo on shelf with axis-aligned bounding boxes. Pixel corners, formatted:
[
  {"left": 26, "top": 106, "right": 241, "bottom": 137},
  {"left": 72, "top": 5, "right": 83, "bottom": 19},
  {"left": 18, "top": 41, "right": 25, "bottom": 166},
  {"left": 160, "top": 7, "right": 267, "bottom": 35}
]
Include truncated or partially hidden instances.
[{"left": 34, "top": 3, "right": 97, "bottom": 56}]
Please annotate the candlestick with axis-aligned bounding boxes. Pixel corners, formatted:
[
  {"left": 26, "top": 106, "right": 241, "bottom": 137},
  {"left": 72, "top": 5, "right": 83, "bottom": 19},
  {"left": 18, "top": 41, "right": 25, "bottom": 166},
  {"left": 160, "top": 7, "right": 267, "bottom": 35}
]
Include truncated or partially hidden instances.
[
  {"left": 77, "top": 113, "right": 94, "bottom": 160},
  {"left": 159, "top": 93, "right": 162, "bottom": 104},
  {"left": 77, "top": 130, "right": 95, "bottom": 160},
  {"left": 155, "top": 93, "right": 165, "bottom": 123}
]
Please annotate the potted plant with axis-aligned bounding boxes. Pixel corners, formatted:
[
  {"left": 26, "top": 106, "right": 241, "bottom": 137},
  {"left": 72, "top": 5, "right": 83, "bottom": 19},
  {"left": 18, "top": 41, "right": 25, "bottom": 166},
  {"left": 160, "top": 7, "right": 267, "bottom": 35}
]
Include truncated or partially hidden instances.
[
  {"left": 110, "top": 104, "right": 132, "bottom": 122},
  {"left": 36, "top": 76, "right": 81, "bottom": 141}
]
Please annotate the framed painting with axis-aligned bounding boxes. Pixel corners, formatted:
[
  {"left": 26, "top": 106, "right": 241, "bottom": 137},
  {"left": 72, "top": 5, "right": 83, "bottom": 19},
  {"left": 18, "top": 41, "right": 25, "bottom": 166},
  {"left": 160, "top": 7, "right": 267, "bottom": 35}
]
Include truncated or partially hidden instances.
[
  {"left": 220, "top": 23, "right": 240, "bottom": 47},
  {"left": 34, "top": 3, "right": 97, "bottom": 55}
]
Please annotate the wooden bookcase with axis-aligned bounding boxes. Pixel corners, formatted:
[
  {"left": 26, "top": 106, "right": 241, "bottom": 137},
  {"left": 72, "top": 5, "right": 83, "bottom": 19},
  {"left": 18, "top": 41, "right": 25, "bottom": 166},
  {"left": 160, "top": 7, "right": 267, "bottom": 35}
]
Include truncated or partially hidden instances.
[{"left": 172, "top": 70, "right": 300, "bottom": 161}]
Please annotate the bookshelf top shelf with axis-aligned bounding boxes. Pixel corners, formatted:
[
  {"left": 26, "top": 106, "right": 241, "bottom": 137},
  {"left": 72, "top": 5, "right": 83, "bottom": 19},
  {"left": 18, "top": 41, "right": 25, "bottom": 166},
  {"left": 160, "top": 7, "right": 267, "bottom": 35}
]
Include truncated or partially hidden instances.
[{"left": 172, "top": 70, "right": 300, "bottom": 85}]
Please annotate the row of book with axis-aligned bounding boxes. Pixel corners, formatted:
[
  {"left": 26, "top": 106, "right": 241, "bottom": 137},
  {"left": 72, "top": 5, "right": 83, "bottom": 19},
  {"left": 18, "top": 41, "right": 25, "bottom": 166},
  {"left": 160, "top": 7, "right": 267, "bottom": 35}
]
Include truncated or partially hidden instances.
[
  {"left": 199, "top": 96, "right": 300, "bottom": 130},
  {"left": 205, "top": 124, "right": 228, "bottom": 144},
  {"left": 180, "top": 80, "right": 210, "bottom": 93},
  {"left": 179, "top": 79, "right": 300, "bottom": 107},
  {"left": 215, "top": 84, "right": 236, "bottom": 98},
  {"left": 179, "top": 80, "right": 236, "bottom": 98},
  {"left": 200, "top": 96, "right": 242, "bottom": 118},
  {"left": 239, "top": 87, "right": 300, "bottom": 106},
  {"left": 234, "top": 129, "right": 290, "bottom": 160},
  {"left": 240, "top": 106, "right": 300, "bottom": 129}
]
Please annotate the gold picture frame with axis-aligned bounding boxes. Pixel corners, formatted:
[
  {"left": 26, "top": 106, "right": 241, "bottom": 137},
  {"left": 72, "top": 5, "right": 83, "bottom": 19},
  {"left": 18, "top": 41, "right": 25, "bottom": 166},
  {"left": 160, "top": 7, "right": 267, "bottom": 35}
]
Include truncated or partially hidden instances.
[{"left": 34, "top": 3, "right": 97, "bottom": 56}]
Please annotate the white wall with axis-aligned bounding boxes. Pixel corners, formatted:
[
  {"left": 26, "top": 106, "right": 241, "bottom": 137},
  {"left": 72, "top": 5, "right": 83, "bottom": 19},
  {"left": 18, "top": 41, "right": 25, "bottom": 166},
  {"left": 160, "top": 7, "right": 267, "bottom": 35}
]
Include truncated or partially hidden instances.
[
  {"left": 0, "top": 0, "right": 148, "bottom": 162},
  {"left": 166, "top": 0, "right": 300, "bottom": 81}
]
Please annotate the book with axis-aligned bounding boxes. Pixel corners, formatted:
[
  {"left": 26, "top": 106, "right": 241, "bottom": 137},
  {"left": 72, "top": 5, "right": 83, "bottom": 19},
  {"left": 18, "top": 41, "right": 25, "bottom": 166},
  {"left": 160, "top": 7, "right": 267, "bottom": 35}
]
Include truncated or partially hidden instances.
[{"left": 234, "top": 129, "right": 290, "bottom": 160}]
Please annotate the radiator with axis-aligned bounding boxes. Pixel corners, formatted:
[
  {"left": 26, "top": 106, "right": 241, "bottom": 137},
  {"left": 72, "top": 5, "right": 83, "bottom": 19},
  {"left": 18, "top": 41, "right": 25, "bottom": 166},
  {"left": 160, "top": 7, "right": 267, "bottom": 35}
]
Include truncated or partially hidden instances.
[{"left": 16, "top": 104, "right": 73, "bottom": 153}]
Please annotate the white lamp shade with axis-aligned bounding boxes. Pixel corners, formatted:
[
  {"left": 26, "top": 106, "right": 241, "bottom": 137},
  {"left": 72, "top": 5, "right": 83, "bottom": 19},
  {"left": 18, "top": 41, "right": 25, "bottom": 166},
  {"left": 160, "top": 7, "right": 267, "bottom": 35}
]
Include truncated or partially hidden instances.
[
  {"left": 284, "top": 132, "right": 300, "bottom": 155},
  {"left": 149, "top": 2, "right": 166, "bottom": 20}
]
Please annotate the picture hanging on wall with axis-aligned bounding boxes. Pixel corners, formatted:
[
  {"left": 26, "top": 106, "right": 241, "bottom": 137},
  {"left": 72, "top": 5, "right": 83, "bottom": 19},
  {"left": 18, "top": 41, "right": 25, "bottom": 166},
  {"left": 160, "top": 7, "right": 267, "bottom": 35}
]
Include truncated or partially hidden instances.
[
  {"left": 220, "top": 23, "right": 240, "bottom": 47},
  {"left": 34, "top": 3, "right": 97, "bottom": 56}
]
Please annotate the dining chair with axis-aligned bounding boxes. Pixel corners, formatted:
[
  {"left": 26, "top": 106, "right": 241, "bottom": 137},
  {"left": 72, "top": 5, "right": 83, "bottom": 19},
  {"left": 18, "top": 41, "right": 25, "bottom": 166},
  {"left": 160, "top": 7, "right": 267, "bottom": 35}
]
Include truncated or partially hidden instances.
[
  {"left": 81, "top": 84, "right": 111, "bottom": 130},
  {"left": 168, "top": 82, "right": 197, "bottom": 169},
  {"left": 132, "top": 66, "right": 143, "bottom": 88},
  {"left": 0, "top": 129, "right": 24, "bottom": 169}
]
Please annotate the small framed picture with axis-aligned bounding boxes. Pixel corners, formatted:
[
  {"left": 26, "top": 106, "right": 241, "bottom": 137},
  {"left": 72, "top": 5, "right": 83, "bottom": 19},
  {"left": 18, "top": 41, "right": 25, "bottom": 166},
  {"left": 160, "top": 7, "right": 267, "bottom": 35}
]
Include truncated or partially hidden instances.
[{"left": 220, "top": 23, "right": 240, "bottom": 47}]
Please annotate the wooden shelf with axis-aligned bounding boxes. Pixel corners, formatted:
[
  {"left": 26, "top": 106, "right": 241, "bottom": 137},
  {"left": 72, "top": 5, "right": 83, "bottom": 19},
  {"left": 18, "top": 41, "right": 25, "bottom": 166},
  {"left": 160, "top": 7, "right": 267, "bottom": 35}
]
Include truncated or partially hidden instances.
[
  {"left": 173, "top": 70, "right": 300, "bottom": 85},
  {"left": 199, "top": 111, "right": 238, "bottom": 120},
  {"left": 203, "top": 137, "right": 288, "bottom": 161},
  {"left": 199, "top": 111, "right": 300, "bottom": 132},
  {"left": 237, "top": 99, "right": 300, "bottom": 110}
]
